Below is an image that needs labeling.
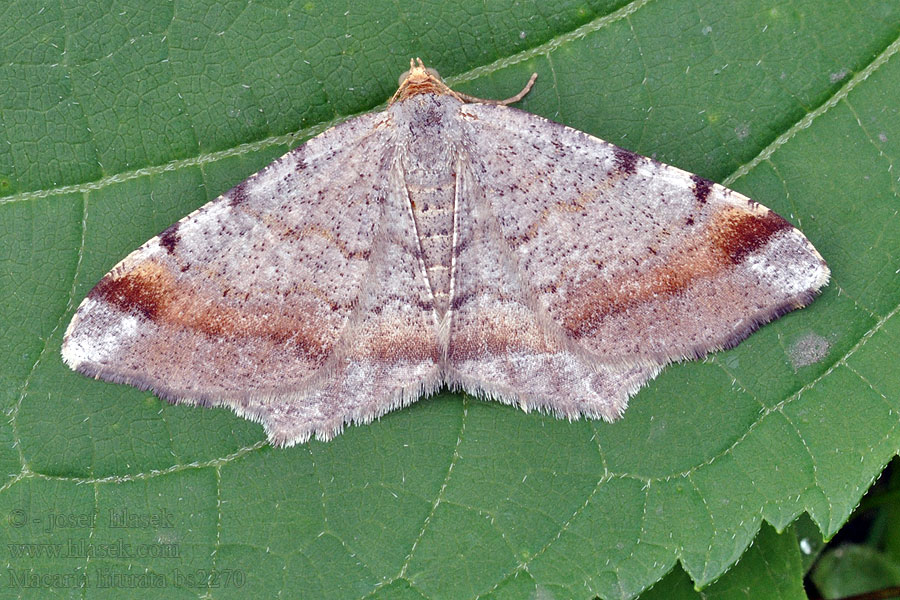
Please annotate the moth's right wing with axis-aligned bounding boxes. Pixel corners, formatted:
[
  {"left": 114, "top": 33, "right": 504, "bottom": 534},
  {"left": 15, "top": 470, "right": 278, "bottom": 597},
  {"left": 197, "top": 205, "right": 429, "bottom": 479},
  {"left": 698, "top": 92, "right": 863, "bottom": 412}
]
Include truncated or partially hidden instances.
[
  {"left": 62, "top": 111, "right": 441, "bottom": 445},
  {"left": 460, "top": 103, "right": 829, "bottom": 365},
  {"left": 444, "top": 101, "right": 827, "bottom": 421}
]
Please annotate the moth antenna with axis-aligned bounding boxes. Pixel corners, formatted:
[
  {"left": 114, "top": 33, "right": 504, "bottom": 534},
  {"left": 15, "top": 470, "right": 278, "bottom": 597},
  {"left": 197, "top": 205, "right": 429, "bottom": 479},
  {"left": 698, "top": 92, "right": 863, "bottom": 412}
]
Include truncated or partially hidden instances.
[{"left": 454, "top": 72, "right": 538, "bottom": 106}]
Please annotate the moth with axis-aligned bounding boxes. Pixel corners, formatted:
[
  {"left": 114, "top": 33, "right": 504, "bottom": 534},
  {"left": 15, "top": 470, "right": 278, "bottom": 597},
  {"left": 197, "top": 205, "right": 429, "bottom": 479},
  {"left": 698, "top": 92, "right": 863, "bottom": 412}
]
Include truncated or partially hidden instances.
[{"left": 62, "top": 59, "right": 829, "bottom": 446}]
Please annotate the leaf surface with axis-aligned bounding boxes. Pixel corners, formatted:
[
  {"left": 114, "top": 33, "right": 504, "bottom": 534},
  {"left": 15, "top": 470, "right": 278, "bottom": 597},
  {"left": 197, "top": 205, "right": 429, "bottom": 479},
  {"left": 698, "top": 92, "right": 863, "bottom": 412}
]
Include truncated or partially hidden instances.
[{"left": 2, "top": 1, "right": 899, "bottom": 598}]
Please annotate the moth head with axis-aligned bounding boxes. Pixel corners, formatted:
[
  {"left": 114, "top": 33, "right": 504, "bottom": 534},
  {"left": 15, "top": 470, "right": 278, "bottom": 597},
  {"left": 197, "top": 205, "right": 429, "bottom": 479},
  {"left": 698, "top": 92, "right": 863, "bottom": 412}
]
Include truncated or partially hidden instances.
[
  {"left": 398, "top": 57, "right": 443, "bottom": 86},
  {"left": 391, "top": 57, "right": 456, "bottom": 104}
]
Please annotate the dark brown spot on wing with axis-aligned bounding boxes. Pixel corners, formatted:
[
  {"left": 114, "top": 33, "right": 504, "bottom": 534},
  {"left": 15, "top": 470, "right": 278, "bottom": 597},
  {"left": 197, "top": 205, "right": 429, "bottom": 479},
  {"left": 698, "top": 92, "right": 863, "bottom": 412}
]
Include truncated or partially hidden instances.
[
  {"left": 614, "top": 146, "right": 640, "bottom": 175},
  {"left": 228, "top": 181, "right": 249, "bottom": 207},
  {"left": 158, "top": 222, "right": 180, "bottom": 255},
  {"left": 691, "top": 174, "right": 713, "bottom": 204},
  {"left": 89, "top": 264, "right": 171, "bottom": 320},
  {"left": 293, "top": 147, "right": 307, "bottom": 171}
]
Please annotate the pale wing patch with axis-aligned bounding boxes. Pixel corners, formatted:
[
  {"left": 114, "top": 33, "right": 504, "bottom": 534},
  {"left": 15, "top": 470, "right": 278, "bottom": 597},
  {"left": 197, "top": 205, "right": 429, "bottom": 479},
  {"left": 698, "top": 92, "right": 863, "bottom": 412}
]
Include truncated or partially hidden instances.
[
  {"left": 744, "top": 228, "right": 831, "bottom": 296},
  {"left": 63, "top": 302, "right": 140, "bottom": 369}
]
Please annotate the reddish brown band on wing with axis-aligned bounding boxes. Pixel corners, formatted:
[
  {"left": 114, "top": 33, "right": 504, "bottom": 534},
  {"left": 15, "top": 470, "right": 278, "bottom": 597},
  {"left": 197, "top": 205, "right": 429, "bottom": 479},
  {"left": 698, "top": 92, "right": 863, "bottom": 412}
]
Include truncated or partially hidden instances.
[
  {"left": 564, "top": 206, "right": 794, "bottom": 338},
  {"left": 448, "top": 309, "right": 556, "bottom": 361},
  {"left": 712, "top": 206, "right": 792, "bottom": 263},
  {"left": 88, "top": 261, "right": 331, "bottom": 362}
]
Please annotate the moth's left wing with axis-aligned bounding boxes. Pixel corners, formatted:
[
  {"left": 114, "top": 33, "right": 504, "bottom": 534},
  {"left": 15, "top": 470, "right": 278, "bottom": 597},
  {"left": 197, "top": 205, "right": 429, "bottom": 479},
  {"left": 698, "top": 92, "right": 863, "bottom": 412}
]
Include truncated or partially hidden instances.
[
  {"left": 62, "top": 111, "right": 442, "bottom": 446},
  {"left": 452, "top": 102, "right": 827, "bottom": 411}
]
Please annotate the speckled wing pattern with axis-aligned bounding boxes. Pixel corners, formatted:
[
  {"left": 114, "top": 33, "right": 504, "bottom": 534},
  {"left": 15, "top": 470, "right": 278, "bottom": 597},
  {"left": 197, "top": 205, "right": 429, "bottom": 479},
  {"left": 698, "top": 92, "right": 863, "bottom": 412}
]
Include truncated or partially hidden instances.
[
  {"left": 446, "top": 101, "right": 829, "bottom": 419},
  {"left": 62, "top": 60, "right": 829, "bottom": 446},
  {"left": 62, "top": 109, "right": 442, "bottom": 446}
]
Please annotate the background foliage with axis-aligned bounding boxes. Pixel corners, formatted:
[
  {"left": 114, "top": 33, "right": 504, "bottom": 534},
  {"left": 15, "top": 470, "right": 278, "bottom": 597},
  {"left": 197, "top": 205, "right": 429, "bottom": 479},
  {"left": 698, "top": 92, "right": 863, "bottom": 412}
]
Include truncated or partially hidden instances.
[{"left": 1, "top": 1, "right": 899, "bottom": 598}]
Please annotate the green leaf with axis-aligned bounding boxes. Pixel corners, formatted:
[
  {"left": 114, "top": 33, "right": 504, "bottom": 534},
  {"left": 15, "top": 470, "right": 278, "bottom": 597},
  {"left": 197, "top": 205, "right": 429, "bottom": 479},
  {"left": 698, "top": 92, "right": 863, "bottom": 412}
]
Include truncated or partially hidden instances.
[
  {"left": 2, "top": 1, "right": 899, "bottom": 598},
  {"left": 810, "top": 545, "right": 900, "bottom": 599},
  {"left": 640, "top": 522, "right": 808, "bottom": 600}
]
